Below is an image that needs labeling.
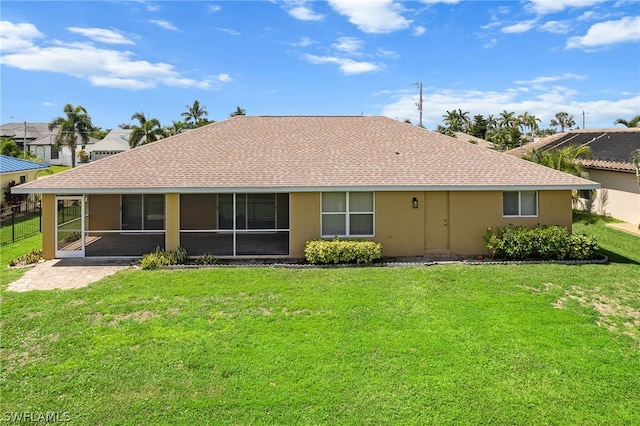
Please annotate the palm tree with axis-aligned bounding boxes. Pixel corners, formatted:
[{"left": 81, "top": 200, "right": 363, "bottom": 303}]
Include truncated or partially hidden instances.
[
  {"left": 129, "top": 112, "right": 164, "bottom": 148},
  {"left": 181, "top": 100, "right": 209, "bottom": 128},
  {"left": 498, "top": 110, "right": 518, "bottom": 129},
  {"left": 614, "top": 115, "right": 640, "bottom": 127},
  {"left": 48, "top": 103, "right": 93, "bottom": 168},
  {"left": 549, "top": 112, "right": 575, "bottom": 132},
  {"left": 522, "top": 145, "right": 592, "bottom": 178},
  {"left": 229, "top": 106, "right": 246, "bottom": 117},
  {"left": 518, "top": 112, "right": 541, "bottom": 143},
  {"left": 442, "top": 109, "right": 470, "bottom": 133},
  {"left": 165, "top": 120, "right": 186, "bottom": 136}
]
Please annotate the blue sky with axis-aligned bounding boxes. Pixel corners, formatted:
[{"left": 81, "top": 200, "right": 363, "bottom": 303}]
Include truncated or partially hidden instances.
[{"left": 1, "top": 0, "right": 639, "bottom": 131}]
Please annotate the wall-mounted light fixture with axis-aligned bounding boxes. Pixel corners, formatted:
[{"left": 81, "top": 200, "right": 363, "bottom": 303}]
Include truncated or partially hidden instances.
[{"left": 412, "top": 197, "right": 419, "bottom": 208}]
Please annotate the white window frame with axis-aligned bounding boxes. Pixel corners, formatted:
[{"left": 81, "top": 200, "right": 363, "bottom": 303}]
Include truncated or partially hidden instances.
[
  {"left": 502, "top": 191, "right": 538, "bottom": 217},
  {"left": 321, "top": 191, "right": 375, "bottom": 237}
]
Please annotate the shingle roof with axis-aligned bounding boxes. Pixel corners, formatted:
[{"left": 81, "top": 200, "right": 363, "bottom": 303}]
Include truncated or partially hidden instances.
[
  {"left": 13, "top": 116, "right": 598, "bottom": 194},
  {"left": 507, "top": 127, "right": 640, "bottom": 172},
  {"left": 0, "top": 155, "right": 50, "bottom": 174}
]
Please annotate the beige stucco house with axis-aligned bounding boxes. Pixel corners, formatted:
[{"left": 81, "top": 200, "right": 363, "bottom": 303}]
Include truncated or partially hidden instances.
[
  {"left": 12, "top": 116, "right": 598, "bottom": 260},
  {"left": 508, "top": 128, "right": 640, "bottom": 226}
]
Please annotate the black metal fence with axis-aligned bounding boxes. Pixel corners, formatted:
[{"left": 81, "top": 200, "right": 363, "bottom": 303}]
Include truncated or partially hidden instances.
[{"left": 0, "top": 200, "right": 42, "bottom": 245}]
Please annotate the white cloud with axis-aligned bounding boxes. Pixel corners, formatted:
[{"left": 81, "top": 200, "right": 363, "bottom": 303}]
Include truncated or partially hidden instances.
[
  {"left": 527, "top": 0, "right": 609, "bottom": 15},
  {"left": 0, "top": 22, "right": 220, "bottom": 91},
  {"left": 289, "top": 37, "right": 315, "bottom": 47},
  {"left": 327, "top": 0, "right": 412, "bottom": 33},
  {"left": 539, "top": 20, "right": 571, "bottom": 34},
  {"left": 285, "top": 1, "right": 324, "bottom": 21},
  {"left": 567, "top": 16, "right": 640, "bottom": 49},
  {"left": 333, "top": 36, "right": 364, "bottom": 55},
  {"left": 303, "top": 54, "right": 381, "bottom": 74},
  {"left": 379, "top": 85, "right": 637, "bottom": 129},
  {"left": 67, "top": 27, "right": 134, "bottom": 45},
  {"left": 217, "top": 28, "right": 241, "bottom": 36},
  {"left": 217, "top": 73, "right": 232, "bottom": 83},
  {"left": 377, "top": 48, "right": 399, "bottom": 59},
  {"left": 420, "top": 0, "right": 460, "bottom": 4},
  {"left": 412, "top": 26, "right": 426, "bottom": 36},
  {"left": 149, "top": 19, "right": 178, "bottom": 31},
  {"left": 0, "top": 21, "right": 44, "bottom": 51},
  {"left": 515, "top": 73, "right": 586, "bottom": 85},
  {"left": 502, "top": 19, "right": 538, "bottom": 34},
  {"left": 208, "top": 5, "right": 222, "bottom": 13}
]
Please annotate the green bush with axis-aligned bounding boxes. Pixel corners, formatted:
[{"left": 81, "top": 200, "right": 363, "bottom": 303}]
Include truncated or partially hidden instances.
[
  {"left": 484, "top": 225, "right": 598, "bottom": 261},
  {"left": 196, "top": 253, "right": 219, "bottom": 265},
  {"left": 140, "top": 246, "right": 188, "bottom": 270},
  {"left": 8, "top": 249, "right": 43, "bottom": 267},
  {"left": 304, "top": 239, "right": 382, "bottom": 264}
]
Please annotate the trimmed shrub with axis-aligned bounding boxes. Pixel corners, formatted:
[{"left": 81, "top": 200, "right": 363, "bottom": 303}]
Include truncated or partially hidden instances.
[
  {"left": 140, "top": 246, "right": 188, "bottom": 270},
  {"left": 484, "top": 225, "right": 598, "bottom": 261},
  {"left": 304, "top": 239, "right": 382, "bottom": 265}
]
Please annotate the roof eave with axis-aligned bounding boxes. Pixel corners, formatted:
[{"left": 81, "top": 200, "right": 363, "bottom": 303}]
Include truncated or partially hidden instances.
[{"left": 11, "top": 183, "right": 601, "bottom": 195}]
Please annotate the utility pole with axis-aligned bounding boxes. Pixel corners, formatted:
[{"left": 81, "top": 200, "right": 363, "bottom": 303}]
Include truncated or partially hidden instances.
[
  {"left": 413, "top": 82, "right": 423, "bottom": 127},
  {"left": 582, "top": 110, "right": 585, "bottom": 129}
]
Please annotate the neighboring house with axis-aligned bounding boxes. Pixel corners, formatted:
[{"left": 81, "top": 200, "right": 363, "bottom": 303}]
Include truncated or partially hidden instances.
[
  {"left": 87, "top": 128, "right": 132, "bottom": 161},
  {"left": 13, "top": 116, "right": 598, "bottom": 260},
  {"left": 1, "top": 155, "right": 49, "bottom": 206},
  {"left": 0, "top": 122, "right": 98, "bottom": 166},
  {"left": 508, "top": 128, "right": 640, "bottom": 226}
]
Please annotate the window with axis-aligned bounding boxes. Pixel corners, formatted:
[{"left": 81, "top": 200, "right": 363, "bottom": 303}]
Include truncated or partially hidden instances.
[
  {"left": 578, "top": 190, "right": 592, "bottom": 200},
  {"left": 503, "top": 191, "right": 537, "bottom": 217},
  {"left": 122, "top": 194, "right": 165, "bottom": 230},
  {"left": 19, "top": 175, "right": 26, "bottom": 184},
  {"left": 50, "top": 146, "right": 59, "bottom": 160},
  {"left": 321, "top": 192, "right": 374, "bottom": 237}
]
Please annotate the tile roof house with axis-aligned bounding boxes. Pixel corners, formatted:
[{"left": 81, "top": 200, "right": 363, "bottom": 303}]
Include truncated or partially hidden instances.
[
  {"left": 1, "top": 155, "right": 49, "bottom": 206},
  {"left": 0, "top": 122, "right": 99, "bottom": 166},
  {"left": 508, "top": 128, "right": 640, "bottom": 226},
  {"left": 13, "top": 116, "right": 599, "bottom": 260}
]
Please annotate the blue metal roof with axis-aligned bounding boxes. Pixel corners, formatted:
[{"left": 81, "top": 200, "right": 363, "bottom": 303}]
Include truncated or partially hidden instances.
[{"left": 0, "top": 155, "right": 50, "bottom": 174}]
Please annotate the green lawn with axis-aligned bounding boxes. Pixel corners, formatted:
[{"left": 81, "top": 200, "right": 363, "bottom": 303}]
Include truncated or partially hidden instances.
[{"left": 1, "top": 213, "right": 639, "bottom": 425}]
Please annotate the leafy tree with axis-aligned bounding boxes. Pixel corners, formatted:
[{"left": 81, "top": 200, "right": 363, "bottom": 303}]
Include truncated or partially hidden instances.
[
  {"left": 128, "top": 112, "right": 164, "bottom": 148},
  {"left": 48, "top": 103, "right": 93, "bottom": 168},
  {"left": 632, "top": 149, "right": 640, "bottom": 185},
  {"left": 229, "top": 106, "right": 247, "bottom": 117},
  {"left": 181, "top": 100, "right": 209, "bottom": 128},
  {"left": 436, "top": 125, "right": 455, "bottom": 137},
  {"left": 90, "top": 127, "right": 109, "bottom": 140},
  {"left": 549, "top": 112, "right": 575, "bottom": 132},
  {"left": 118, "top": 123, "right": 133, "bottom": 129},
  {"left": 469, "top": 114, "right": 488, "bottom": 139},
  {"left": 486, "top": 127, "right": 522, "bottom": 151},
  {"left": 614, "top": 115, "right": 640, "bottom": 127},
  {"left": 3, "top": 180, "right": 27, "bottom": 206},
  {"left": 1, "top": 138, "right": 40, "bottom": 161}
]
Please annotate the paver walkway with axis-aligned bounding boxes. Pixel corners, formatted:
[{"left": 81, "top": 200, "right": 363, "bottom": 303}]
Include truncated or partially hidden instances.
[
  {"left": 606, "top": 222, "right": 640, "bottom": 237},
  {"left": 7, "top": 258, "right": 133, "bottom": 292}
]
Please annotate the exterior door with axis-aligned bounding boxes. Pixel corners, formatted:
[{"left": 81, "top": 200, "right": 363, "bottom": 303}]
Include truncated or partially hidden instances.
[
  {"left": 425, "top": 192, "right": 450, "bottom": 254},
  {"left": 55, "top": 196, "right": 85, "bottom": 258}
]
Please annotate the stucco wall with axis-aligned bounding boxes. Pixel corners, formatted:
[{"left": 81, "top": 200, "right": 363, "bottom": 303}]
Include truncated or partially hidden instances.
[
  {"left": 449, "top": 190, "right": 573, "bottom": 255},
  {"left": 375, "top": 191, "right": 425, "bottom": 256},
  {"left": 41, "top": 194, "right": 55, "bottom": 259},
  {"left": 587, "top": 170, "right": 639, "bottom": 225},
  {"left": 289, "top": 192, "right": 320, "bottom": 258}
]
